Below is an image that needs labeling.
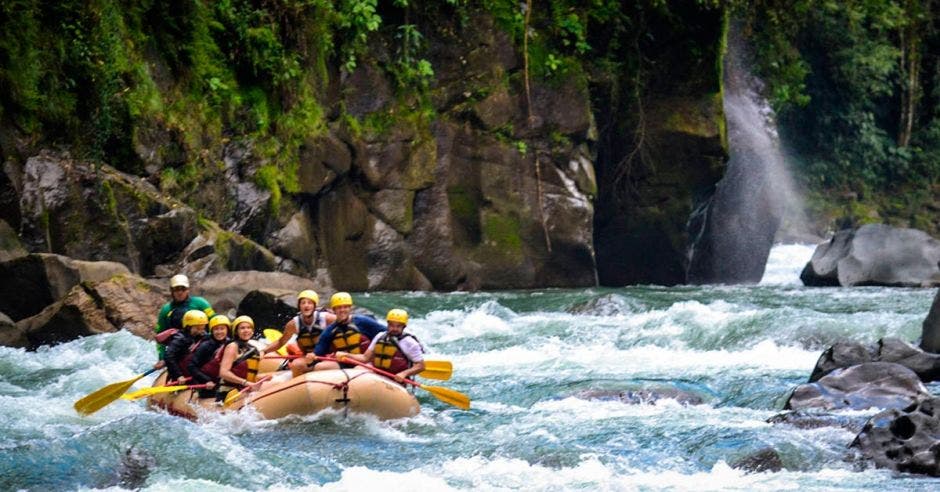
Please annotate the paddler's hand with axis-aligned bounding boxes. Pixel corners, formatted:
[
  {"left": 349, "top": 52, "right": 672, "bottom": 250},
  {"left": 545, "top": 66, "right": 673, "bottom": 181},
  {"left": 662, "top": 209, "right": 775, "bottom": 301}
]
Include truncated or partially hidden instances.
[
  {"left": 153, "top": 360, "right": 165, "bottom": 369},
  {"left": 335, "top": 351, "right": 350, "bottom": 362},
  {"left": 393, "top": 372, "right": 406, "bottom": 384},
  {"left": 205, "top": 381, "right": 216, "bottom": 390}
]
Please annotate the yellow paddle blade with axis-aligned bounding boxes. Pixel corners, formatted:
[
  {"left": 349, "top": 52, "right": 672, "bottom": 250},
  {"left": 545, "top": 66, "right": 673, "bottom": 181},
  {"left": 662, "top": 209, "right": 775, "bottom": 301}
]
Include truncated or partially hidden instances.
[
  {"left": 223, "top": 388, "right": 242, "bottom": 407},
  {"left": 73, "top": 369, "right": 155, "bottom": 416},
  {"left": 263, "top": 329, "right": 288, "bottom": 356},
  {"left": 122, "top": 385, "right": 192, "bottom": 401},
  {"left": 418, "top": 359, "right": 453, "bottom": 381},
  {"left": 419, "top": 383, "right": 471, "bottom": 410}
]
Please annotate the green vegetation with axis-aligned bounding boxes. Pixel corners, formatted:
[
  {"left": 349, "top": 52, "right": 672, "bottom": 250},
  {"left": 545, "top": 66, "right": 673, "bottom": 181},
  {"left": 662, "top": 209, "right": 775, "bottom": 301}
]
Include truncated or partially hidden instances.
[
  {"left": 736, "top": 0, "right": 940, "bottom": 198},
  {"left": 2, "top": 0, "right": 938, "bottom": 239}
]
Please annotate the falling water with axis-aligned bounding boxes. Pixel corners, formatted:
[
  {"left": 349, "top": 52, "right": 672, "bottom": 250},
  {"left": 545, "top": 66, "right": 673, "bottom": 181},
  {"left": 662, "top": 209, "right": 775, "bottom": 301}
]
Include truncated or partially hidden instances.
[{"left": 687, "top": 20, "right": 813, "bottom": 284}]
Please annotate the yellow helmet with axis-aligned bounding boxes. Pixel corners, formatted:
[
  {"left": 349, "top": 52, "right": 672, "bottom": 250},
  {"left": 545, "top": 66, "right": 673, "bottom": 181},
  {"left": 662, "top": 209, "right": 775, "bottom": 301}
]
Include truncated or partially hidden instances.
[
  {"left": 331, "top": 292, "right": 353, "bottom": 308},
  {"left": 231, "top": 315, "right": 255, "bottom": 336},
  {"left": 208, "top": 315, "right": 231, "bottom": 330},
  {"left": 182, "top": 310, "right": 209, "bottom": 328},
  {"left": 298, "top": 290, "right": 319, "bottom": 306},
  {"left": 386, "top": 308, "right": 408, "bottom": 325}
]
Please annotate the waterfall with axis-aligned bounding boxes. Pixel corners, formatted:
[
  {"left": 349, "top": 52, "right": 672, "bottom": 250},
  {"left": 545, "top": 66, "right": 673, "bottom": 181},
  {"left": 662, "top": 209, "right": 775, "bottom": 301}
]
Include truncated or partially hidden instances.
[{"left": 687, "top": 19, "right": 810, "bottom": 284}]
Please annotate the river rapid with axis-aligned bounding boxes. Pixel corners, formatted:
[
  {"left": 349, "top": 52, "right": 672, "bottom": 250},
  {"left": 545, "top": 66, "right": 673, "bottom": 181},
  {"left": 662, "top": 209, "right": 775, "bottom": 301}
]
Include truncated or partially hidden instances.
[{"left": 3, "top": 244, "right": 939, "bottom": 491}]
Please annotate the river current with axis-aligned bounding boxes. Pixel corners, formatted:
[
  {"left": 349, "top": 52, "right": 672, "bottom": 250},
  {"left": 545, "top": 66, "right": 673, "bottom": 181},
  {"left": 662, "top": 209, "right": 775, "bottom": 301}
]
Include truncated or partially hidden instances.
[{"left": 3, "top": 244, "right": 939, "bottom": 491}]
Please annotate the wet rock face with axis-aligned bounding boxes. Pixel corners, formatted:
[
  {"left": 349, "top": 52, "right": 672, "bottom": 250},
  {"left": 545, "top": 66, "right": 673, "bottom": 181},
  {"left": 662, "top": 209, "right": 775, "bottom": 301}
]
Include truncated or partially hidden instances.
[
  {"left": 852, "top": 397, "right": 940, "bottom": 476},
  {"left": 10, "top": 273, "right": 165, "bottom": 349},
  {"left": 0, "top": 254, "right": 130, "bottom": 322},
  {"left": 800, "top": 224, "right": 940, "bottom": 287},
  {"left": 785, "top": 362, "right": 929, "bottom": 411}
]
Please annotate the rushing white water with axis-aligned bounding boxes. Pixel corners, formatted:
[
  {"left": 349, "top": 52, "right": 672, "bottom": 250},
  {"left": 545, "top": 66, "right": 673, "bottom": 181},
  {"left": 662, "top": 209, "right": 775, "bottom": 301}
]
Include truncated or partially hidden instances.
[
  {"left": 759, "top": 243, "right": 818, "bottom": 286},
  {"left": 1, "top": 246, "right": 938, "bottom": 490}
]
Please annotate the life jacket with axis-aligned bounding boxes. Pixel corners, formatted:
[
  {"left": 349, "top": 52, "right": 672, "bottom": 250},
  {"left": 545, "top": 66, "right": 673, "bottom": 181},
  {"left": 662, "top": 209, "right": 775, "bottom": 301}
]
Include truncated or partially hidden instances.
[
  {"left": 373, "top": 332, "right": 423, "bottom": 374},
  {"left": 227, "top": 340, "right": 260, "bottom": 384},
  {"left": 294, "top": 310, "right": 326, "bottom": 354},
  {"left": 175, "top": 335, "right": 203, "bottom": 380},
  {"left": 330, "top": 320, "right": 371, "bottom": 354},
  {"left": 198, "top": 345, "right": 225, "bottom": 380},
  {"left": 154, "top": 328, "right": 178, "bottom": 344}
]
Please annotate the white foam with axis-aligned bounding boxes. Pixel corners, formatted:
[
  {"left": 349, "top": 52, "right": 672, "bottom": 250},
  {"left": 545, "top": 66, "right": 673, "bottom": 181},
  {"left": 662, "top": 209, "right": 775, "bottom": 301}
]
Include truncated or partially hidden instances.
[
  {"left": 450, "top": 340, "right": 817, "bottom": 379},
  {"left": 760, "top": 244, "right": 817, "bottom": 286}
]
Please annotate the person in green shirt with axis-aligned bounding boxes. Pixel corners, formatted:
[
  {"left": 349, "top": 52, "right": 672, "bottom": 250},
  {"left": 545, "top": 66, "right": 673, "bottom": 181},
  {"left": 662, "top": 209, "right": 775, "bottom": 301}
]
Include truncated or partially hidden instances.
[{"left": 153, "top": 274, "right": 214, "bottom": 369}]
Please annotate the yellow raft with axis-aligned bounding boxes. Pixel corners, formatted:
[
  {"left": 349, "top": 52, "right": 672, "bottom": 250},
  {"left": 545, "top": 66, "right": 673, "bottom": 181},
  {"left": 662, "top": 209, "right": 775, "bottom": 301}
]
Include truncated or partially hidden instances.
[{"left": 147, "top": 368, "right": 420, "bottom": 420}]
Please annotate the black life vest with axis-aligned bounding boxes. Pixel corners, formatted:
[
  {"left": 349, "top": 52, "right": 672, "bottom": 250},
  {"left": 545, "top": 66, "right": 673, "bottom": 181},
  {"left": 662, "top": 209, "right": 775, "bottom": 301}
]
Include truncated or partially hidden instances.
[
  {"left": 330, "top": 321, "right": 370, "bottom": 354},
  {"left": 373, "top": 332, "right": 423, "bottom": 374},
  {"left": 176, "top": 336, "right": 203, "bottom": 379},
  {"left": 294, "top": 310, "right": 326, "bottom": 353}
]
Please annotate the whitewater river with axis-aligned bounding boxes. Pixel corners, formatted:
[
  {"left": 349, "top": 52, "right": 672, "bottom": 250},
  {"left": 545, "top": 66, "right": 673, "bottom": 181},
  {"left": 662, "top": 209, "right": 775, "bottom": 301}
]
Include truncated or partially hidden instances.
[{"left": 3, "top": 244, "right": 940, "bottom": 491}]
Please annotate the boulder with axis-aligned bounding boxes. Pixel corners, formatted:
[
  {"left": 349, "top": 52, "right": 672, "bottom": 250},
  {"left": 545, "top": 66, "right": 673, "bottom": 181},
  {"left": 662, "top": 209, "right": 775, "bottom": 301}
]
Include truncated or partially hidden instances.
[
  {"left": 236, "top": 290, "right": 297, "bottom": 332},
  {"left": 0, "top": 311, "right": 28, "bottom": 348},
  {"left": 851, "top": 397, "right": 940, "bottom": 476},
  {"left": 0, "top": 253, "right": 130, "bottom": 322},
  {"left": 808, "top": 338, "right": 940, "bottom": 383},
  {"left": 155, "top": 227, "right": 280, "bottom": 280},
  {"left": 729, "top": 448, "right": 783, "bottom": 474},
  {"left": 268, "top": 208, "right": 319, "bottom": 273},
  {"left": 808, "top": 341, "right": 874, "bottom": 382},
  {"left": 921, "top": 288, "right": 940, "bottom": 353},
  {"left": 800, "top": 224, "right": 940, "bottom": 287},
  {"left": 16, "top": 284, "right": 115, "bottom": 349},
  {"left": 785, "top": 362, "right": 929, "bottom": 411},
  {"left": 297, "top": 134, "right": 350, "bottom": 195},
  {"left": 17, "top": 151, "right": 183, "bottom": 272},
  {"left": 766, "top": 410, "right": 867, "bottom": 433},
  {"left": 85, "top": 274, "right": 166, "bottom": 340},
  {"left": 0, "top": 219, "right": 27, "bottom": 262},
  {"left": 196, "top": 271, "right": 329, "bottom": 315}
]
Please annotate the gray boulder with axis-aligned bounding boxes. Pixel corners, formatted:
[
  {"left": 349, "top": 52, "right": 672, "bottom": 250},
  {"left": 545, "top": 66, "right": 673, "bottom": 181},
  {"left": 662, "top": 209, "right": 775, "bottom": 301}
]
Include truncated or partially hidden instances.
[
  {"left": 800, "top": 224, "right": 940, "bottom": 287},
  {"left": 785, "top": 362, "right": 929, "bottom": 411},
  {"left": 852, "top": 397, "right": 940, "bottom": 476},
  {"left": 809, "top": 338, "right": 940, "bottom": 383},
  {"left": 920, "top": 288, "right": 940, "bottom": 353},
  {"left": 197, "top": 271, "right": 330, "bottom": 315},
  {"left": 729, "top": 448, "right": 783, "bottom": 474}
]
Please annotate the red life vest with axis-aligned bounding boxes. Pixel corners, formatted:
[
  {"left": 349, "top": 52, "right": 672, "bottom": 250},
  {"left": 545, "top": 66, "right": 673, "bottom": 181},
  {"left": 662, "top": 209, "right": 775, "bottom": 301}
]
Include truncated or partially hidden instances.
[
  {"left": 220, "top": 341, "right": 260, "bottom": 384},
  {"left": 198, "top": 345, "right": 225, "bottom": 379}
]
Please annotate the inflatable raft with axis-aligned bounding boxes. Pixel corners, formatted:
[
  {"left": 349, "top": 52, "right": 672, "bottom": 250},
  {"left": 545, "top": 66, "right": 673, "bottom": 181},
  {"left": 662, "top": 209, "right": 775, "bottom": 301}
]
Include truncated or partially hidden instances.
[{"left": 147, "top": 368, "right": 420, "bottom": 420}]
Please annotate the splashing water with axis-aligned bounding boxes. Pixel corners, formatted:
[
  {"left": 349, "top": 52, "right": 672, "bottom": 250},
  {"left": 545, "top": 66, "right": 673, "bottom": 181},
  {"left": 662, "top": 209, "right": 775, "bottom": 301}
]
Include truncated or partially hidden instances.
[{"left": 1, "top": 246, "right": 938, "bottom": 490}]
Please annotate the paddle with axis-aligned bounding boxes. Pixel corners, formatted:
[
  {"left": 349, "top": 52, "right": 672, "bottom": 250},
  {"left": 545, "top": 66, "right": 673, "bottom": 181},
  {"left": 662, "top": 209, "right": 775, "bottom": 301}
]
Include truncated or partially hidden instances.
[
  {"left": 73, "top": 367, "right": 160, "bottom": 416},
  {"left": 263, "top": 329, "right": 289, "bottom": 356},
  {"left": 332, "top": 356, "right": 470, "bottom": 410},
  {"left": 121, "top": 383, "right": 210, "bottom": 401},
  {"left": 263, "top": 329, "right": 454, "bottom": 380},
  {"left": 222, "top": 374, "right": 273, "bottom": 408}
]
